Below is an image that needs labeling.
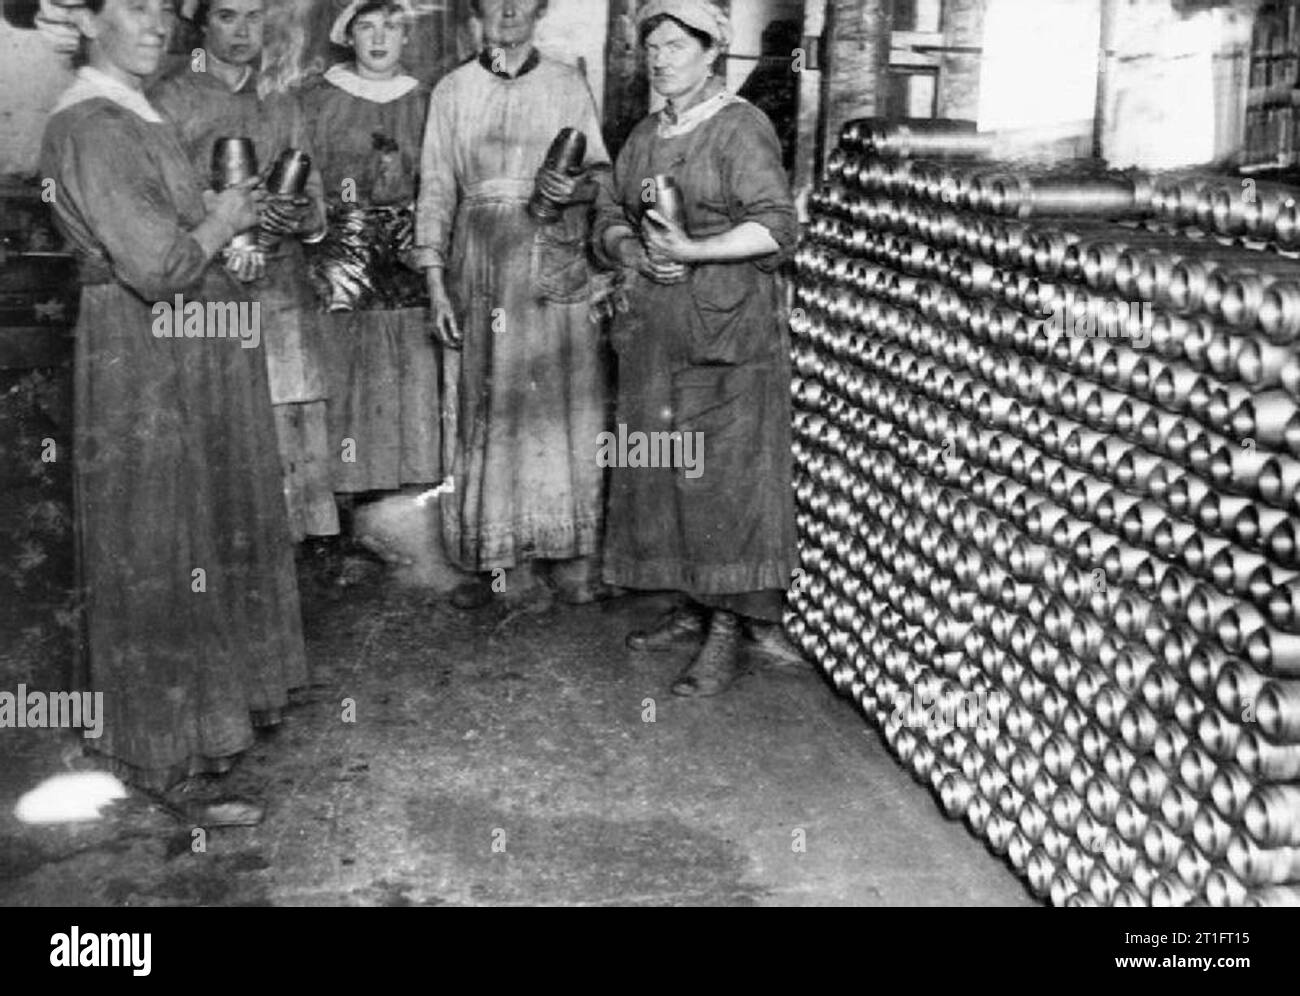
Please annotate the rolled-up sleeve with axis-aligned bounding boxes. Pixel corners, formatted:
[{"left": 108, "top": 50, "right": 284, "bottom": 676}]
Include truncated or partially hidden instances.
[
  {"left": 724, "top": 108, "right": 799, "bottom": 273},
  {"left": 63, "top": 112, "right": 211, "bottom": 301},
  {"left": 412, "top": 78, "right": 458, "bottom": 270}
]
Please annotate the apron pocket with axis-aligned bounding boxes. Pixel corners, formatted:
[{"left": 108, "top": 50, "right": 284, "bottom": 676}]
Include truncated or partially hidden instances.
[
  {"left": 687, "top": 262, "right": 757, "bottom": 365},
  {"left": 530, "top": 207, "right": 591, "bottom": 304}
]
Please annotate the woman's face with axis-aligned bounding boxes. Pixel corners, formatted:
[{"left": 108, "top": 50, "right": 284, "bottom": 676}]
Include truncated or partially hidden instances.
[
  {"left": 204, "top": 0, "right": 263, "bottom": 66},
  {"left": 645, "top": 18, "right": 714, "bottom": 101},
  {"left": 478, "top": 0, "right": 543, "bottom": 49},
  {"left": 352, "top": 9, "right": 408, "bottom": 78},
  {"left": 85, "top": 0, "right": 168, "bottom": 82}
]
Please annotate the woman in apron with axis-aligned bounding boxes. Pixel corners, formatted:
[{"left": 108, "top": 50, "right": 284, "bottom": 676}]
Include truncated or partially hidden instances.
[
  {"left": 41, "top": 0, "right": 307, "bottom": 789},
  {"left": 303, "top": 1, "right": 440, "bottom": 528},
  {"left": 414, "top": 0, "right": 611, "bottom": 610},
  {"left": 592, "top": 0, "right": 801, "bottom": 696}
]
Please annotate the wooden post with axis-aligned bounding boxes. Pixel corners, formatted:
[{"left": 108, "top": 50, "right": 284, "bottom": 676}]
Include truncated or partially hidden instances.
[
  {"left": 602, "top": 0, "right": 648, "bottom": 158},
  {"left": 825, "top": 0, "right": 892, "bottom": 162}
]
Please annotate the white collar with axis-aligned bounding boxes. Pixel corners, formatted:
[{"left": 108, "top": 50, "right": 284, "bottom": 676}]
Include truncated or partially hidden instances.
[
  {"left": 657, "top": 88, "right": 741, "bottom": 139},
  {"left": 52, "top": 66, "right": 164, "bottom": 123},
  {"left": 324, "top": 63, "right": 419, "bottom": 103},
  {"left": 212, "top": 60, "right": 255, "bottom": 94}
]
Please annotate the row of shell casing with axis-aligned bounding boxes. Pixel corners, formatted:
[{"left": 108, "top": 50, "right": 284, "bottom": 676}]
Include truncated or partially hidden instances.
[
  {"left": 823, "top": 150, "right": 1153, "bottom": 222},
  {"left": 792, "top": 273, "right": 1300, "bottom": 451},
  {"left": 790, "top": 399, "right": 1300, "bottom": 754},
  {"left": 793, "top": 241, "right": 1300, "bottom": 528},
  {"left": 837, "top": 118, "right": 998, "bottom": 162},
  {"left": 1151, "top": 174, "right": 1300, "bottom": 250},
  {"left": 792, "top": 309, "right": 1300, "bottom": 496},
  {"left": 784, "top": 489, "right": 1300, "bottom": 904},
  {"left": 793, "top": 302, "right": 1300, "bottom": 514},
  {"left": 790, "top": 305, "right": 1300, "bottom": 620},
  {"left": 790, "top": 332, "right": 1300, "bottom": 698},
  {"left": 786, "top": 416, "right": 1300, "bottom": 904},
  {"left": 795, "top": 213, "right": 1300, "bottom": 353},
  {"left": 824, "top": 143, "right": 1300, "bottom": 249},
  {"left": 796, "top": 238, "right": 1300, "bottom": 448},
  {"left": 807, "top": 186, "right": 1300, "bottom": 344},
  {"left": 783, "top": 484, "right": 1300, "bottom": 905},
  {"left": 787, "top": 156, "right": 1300, "bottom": 905}
]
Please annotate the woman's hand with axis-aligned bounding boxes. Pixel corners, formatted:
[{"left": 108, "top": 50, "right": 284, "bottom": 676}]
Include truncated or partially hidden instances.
[
  {"left": 260, "top": 193, "right": 312, "bottom": 235},
  {"left": 534, "top": 165, "right": 595, "bottom": 207},
  {"left": 223, "top": 246, "right": 266, "bottom": 283},
  {"left": 426, "top": 269, "right": 462, "bottom": 349},
  {"left": 202, "top": 178, "right": 264, "bottom": 235},
  {"left": 641, "top": 209, "right": 696, "bottom": 264},
  {"left": 616, "top": 234, "right": 686, "bottom": 285}
]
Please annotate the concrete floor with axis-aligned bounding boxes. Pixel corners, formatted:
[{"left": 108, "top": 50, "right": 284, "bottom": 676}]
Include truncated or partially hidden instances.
[{"left": 0, "top": 562, "right": 1035, "bottom": 907}]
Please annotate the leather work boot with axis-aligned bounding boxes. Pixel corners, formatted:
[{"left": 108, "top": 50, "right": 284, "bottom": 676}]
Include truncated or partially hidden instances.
[
  {"left": 626, "top": 603, "right": 705, "bottom": 651},
  {"left": 745, "top": 621, "right": 807, "bottom": 668},
  {"left": 671, "top": 610, "right": 741, "bottom": 697}
]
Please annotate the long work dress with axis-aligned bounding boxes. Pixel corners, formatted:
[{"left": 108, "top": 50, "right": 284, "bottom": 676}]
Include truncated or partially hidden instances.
[
  {"left": 149, "top": 66, "right": 339, "bottom": 540},
  {"left": 303, "top": 65, "right": 439, "bottom": 493},
  {"left": 414, "top": 53, "right": 609, "bottom": 571},
  {"left": 593, "top": 94, "right": 800, "bottom": 610},
  {"left": 40, "top": 69, "right": 307, "bottom": 791}
]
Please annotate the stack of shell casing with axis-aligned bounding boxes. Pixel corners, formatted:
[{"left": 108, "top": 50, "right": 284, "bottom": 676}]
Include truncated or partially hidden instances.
[{"left": 785, "top": 118, "right": 1300, "bottom": 907}]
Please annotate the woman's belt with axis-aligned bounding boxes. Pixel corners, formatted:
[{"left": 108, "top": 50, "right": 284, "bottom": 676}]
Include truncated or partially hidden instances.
[{"left": 461, "top": 178, "right": 534, "bottom": 206}]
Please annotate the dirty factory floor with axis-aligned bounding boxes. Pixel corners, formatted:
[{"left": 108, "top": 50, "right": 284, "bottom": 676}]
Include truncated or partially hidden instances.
[
  {"left": 1, "top": 563, "right": 1035, "bottom": 907},
  {"left": 0, "top": 367, "right": 1033, "bottom": 907}
]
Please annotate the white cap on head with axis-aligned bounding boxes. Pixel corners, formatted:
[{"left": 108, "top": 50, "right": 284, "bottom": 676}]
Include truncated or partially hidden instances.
[
  {"left": 329, "top": 0, "right": 415, "bottom": 48},
  {"left": 636, "top": 0, "right": 731, "bottom": 48}
]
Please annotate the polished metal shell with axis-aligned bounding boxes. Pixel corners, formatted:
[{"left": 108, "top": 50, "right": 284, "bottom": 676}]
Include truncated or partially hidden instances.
[{"left": 792, "top": 142, "right": 1300, "bottom": 908}]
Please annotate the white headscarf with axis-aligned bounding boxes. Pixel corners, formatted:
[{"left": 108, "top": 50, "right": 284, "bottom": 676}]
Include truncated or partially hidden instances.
[
  {"left": 636, "top": 0, "right": 730, "bottom": 47},
  {"left": 329, "top": 0, "right": 415, "bottom": 48}
]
